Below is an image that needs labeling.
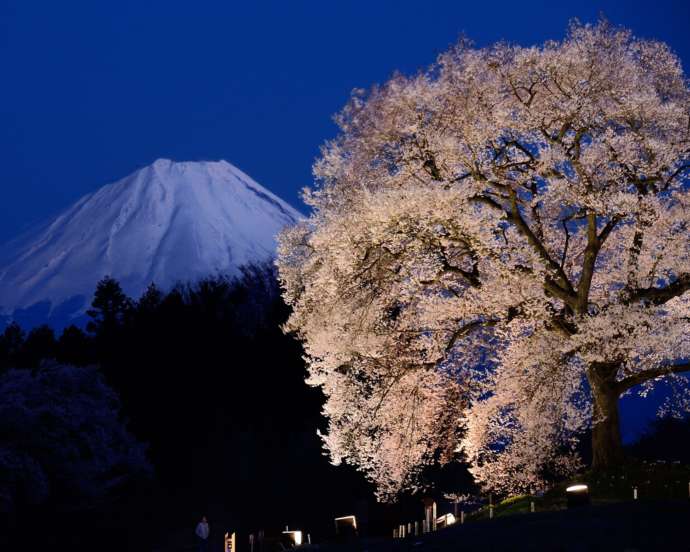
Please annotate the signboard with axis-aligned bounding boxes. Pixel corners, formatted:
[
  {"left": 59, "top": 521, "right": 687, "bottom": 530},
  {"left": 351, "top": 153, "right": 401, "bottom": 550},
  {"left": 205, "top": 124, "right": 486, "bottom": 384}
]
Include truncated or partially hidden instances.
[{"left": 225, "top": 532, "right": 236, "bottom": 552}]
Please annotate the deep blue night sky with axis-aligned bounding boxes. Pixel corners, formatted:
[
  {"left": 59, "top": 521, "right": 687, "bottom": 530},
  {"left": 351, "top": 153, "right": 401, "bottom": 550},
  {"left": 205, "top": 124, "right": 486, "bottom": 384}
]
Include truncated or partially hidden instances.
[
  {"left": 1, "top": 1, "right": 689, "bottom": 438},
  {"left": 2, "top": 0, "right": 689, "bottom": 243}
]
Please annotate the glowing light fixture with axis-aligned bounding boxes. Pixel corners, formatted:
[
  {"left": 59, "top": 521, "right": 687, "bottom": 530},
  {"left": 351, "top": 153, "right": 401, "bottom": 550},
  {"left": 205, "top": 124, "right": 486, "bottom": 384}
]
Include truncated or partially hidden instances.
[
  {"left": 282, "top": 530, "right": 303, "bottom": 547},
  {"left": 334, "top": 515, "right": 357, "bottom": 529},
  {"left": 566, "top": 483, "right": 590, "bottom": 508},
  {"left": 435, "top": 513, "right": 456, "bottom": 529},
  {"left": 334, "top": 515, "right": 358, "bottom": 538}
]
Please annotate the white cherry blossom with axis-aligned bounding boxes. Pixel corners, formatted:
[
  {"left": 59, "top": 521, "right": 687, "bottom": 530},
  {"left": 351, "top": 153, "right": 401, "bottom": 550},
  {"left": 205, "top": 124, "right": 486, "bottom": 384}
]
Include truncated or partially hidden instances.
[{"left": 278, "top": 21, "right": 690, "bottom": 498}]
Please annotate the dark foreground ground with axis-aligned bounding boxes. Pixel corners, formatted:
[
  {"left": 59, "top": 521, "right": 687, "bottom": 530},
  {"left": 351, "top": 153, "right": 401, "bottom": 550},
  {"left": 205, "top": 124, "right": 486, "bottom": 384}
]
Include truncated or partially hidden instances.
[{"left": 315, "top": 501, "right": 690, "bottom": 552}]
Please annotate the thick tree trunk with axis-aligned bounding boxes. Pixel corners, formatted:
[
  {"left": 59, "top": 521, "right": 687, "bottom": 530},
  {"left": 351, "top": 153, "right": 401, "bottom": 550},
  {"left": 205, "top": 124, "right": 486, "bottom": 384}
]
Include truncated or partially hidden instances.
[
  {"left": 589, "top": 364, "right": 624, "bottom": 470},
  {"left": 591, "top": 388, "right": 624, "bottom": 469}
]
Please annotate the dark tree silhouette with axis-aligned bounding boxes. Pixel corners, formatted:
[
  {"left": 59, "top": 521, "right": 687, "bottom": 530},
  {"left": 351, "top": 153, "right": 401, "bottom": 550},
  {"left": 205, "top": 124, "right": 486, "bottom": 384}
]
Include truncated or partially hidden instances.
[
  {"left": 21, "top": 325, "right": 56, "bottom": 368},
  {"left": 2, "top": 266, "right": 416, "bottom": 549},
  {"left": 0, "top": 322, "right": 25, "bottom": 373},
  {"left": 56, "top": 325, "right": 94, "bottom": 367},
  {"left": 137, "top": 282, "right": 163, "bottom": 316},
  {"left": 86, "top": 276, "right": 133, "bottom": 335},
  {"left": 0, "top": 363, "right": 151, "bottom": 512},
  {"left": 628, "top": 417, "right": 690, "bottom": 463}
]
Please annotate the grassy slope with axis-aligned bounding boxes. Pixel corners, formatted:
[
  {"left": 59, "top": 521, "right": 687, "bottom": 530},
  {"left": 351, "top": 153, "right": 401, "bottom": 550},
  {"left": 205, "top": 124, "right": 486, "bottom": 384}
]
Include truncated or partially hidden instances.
[
  {"left": 318, "top": 500, "right": 690, "bottom": 552},
  {"left": 467, "top": 461, "right": 690, "bottom": 520},
  {"left": 315, "top": 463, "right": 690, "bottom": 551}
]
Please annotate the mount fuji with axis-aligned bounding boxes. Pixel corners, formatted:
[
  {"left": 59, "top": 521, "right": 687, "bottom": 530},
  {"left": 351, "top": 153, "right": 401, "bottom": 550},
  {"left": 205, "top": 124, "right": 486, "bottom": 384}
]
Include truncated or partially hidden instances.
[{"left": 0, "top": 159, "right": 302, "bottom": 328}]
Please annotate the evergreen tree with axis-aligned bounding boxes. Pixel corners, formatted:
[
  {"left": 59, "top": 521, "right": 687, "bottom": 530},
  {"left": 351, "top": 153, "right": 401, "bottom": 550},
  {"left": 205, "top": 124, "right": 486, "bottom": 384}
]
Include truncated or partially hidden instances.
[
  {"left": 137, "top": 282, "right": 163, "bottom": 315},
  {"left": 22, "top": 325, "right": 56, "bottom": 368},
  {"left": 0, "top": 322, "right": 25, "bottom": 371},
  {"left": 86, "top": 276, "right": 133, "bottom": 335},
  {"left": 3, "top": 264, "right": 383, "bottom": 545},
  {"left": 57, "top": 325, "right": 94, "bottom": 367}
]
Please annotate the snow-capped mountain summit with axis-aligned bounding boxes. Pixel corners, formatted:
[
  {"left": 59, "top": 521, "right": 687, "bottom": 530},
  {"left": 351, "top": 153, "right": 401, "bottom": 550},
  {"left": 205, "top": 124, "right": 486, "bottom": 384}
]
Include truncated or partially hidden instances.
[{"left": 0, "top": 159, "right": 302, "bottom": 327}]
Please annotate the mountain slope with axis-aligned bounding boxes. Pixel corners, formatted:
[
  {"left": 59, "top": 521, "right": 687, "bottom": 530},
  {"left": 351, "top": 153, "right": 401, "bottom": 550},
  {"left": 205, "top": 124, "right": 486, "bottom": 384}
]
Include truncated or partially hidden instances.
[{"left": 0, "top": 159, "right": 302, "bottom": 326}]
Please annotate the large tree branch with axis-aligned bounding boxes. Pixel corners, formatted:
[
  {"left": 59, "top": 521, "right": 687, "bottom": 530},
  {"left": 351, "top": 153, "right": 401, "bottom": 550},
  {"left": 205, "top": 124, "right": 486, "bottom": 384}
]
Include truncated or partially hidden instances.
[
  {"left": 444, "top": 319, "right": 489, "bottom": 354},
  {"left": 443, "top": 306, "right": 522, "bottom": 355},
  {"left": 616, "top": 362, "right": 690, "bottom": 394},
  {"left": 470, "top": 194, "right": 504, "bottom": 211},
  {"left": 626, "top": 273, "right": 690, "bottom": 305},
  {"left": 597, "top": 216, "right": 620, "bottom": 244},
  {"left": 576, "top": 213, "right": 599, "bottom": 313},
  {"left": 560, "top": 219, "right": 571, "bottom": 270},
  {"left": 470, "top": 192, "right": 578, "bottom": 307},
  {"left": 507, "top": 190, "right": 577, "bottom": 301},
  {"left": 439, "top": 260, "right": 481, "bottom": 288},
  {"left": 661, "top": 163, "right": 690, "bottom": 190},
  {"left": 575, "top": 214, "right": 620, "bottom": 313}
]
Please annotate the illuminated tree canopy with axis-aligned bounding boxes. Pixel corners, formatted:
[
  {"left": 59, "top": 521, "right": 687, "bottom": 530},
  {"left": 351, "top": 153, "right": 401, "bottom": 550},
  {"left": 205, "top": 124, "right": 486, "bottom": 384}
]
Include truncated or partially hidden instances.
[{"left": 277, "top": 21, "right": 690, "bottom": 498}]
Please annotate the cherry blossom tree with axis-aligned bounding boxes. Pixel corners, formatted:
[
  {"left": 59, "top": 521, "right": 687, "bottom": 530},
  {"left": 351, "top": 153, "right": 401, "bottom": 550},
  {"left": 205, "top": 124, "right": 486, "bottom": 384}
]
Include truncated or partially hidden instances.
[
  {"left": 0, "top": 363, "right": 151, "bottom": 513},
  {"left": 277, "top": 21, "right": 690, "bottom": 498}
]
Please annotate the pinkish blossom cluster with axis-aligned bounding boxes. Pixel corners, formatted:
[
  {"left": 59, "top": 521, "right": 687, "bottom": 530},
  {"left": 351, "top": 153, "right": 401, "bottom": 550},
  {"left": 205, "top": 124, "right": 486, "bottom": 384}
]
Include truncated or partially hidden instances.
[{"left": 278, "top": 21, "right": 690, "bottom": 499}]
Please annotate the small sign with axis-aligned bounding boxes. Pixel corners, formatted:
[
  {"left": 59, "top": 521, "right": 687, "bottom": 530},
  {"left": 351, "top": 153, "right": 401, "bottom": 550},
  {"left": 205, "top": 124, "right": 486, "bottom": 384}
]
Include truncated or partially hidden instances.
[{"left": 225, "top": 532, "right": 236, "bottom": 552}]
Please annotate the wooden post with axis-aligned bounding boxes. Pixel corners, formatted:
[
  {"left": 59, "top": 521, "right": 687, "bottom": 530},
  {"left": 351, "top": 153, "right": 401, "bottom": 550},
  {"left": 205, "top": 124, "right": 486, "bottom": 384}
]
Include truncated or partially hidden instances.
[
  {"left": 530, "top": 500, "right": 535, "bottom": 513},
  {"left": 489, "top": 505, "right": 494, "bottom": 520},
  {"left": 460, "top": 510, "right": 464, "bottom": 524},
  {"left": 432, "top": 501, "right": 437, "bottom": 531},
  {"left": 423, "top": 497, "right": 436, "bottom": 532}
]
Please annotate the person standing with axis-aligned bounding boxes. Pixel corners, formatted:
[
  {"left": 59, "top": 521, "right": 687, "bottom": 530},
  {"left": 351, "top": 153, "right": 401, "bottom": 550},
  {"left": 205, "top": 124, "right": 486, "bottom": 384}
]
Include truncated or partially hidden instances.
[{"left": 195, "top": 516, "right": 210, "bottom": 552}]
